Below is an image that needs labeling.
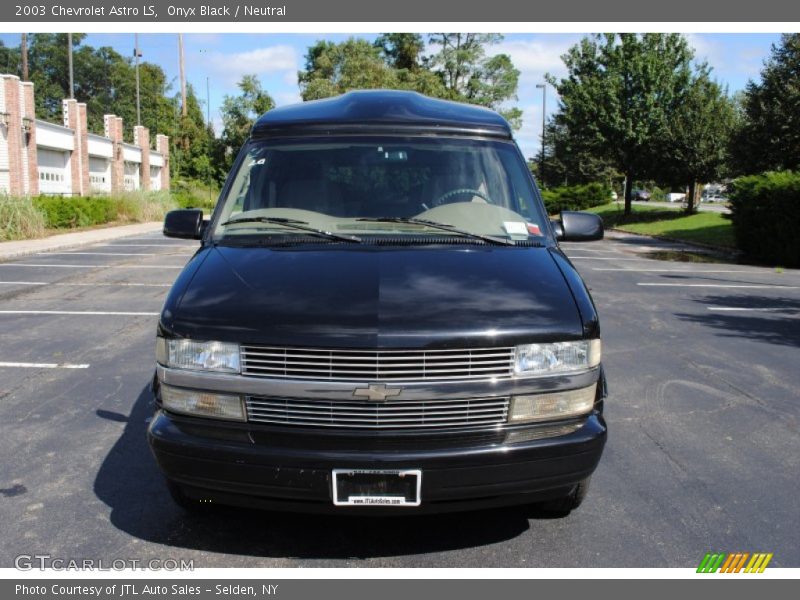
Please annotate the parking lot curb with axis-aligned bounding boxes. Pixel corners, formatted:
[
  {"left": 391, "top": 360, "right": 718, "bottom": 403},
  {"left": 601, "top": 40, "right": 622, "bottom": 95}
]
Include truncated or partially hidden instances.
[
  {"left": 0, "top": 222, "right": 164, "bottom": 262},
  {"left": 607, "top": 227, "right": 740, "bottom": 260}
]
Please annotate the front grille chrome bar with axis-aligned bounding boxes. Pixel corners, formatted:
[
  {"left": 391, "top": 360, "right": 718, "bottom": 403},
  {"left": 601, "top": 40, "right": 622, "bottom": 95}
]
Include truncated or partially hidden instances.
[
  {"left": 241, "top": 345, "right": 517, "bottom": 382},
  {"left": 245, "top": 395, "right": 510, "bottom": 430}
]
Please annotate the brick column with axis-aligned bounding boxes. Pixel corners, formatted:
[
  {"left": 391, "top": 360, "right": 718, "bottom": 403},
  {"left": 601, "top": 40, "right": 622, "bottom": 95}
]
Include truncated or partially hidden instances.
[
  {"left": 63, "top": 99, "right": 89, "bottom": 196},
  {"left": 78, "top": 104, "right": 89, "bottom": 194},
  {"left": 3, "top": 75, "right": 25, "bottom": 196},
  {"left": 134, "top": 125, "right": 150, "bottom": 191},
  {"left": 22, "top": 81, "right": 38, "bottom": 196},
  {"left": 156, "top": 134, "right": 170, "bottom": 191},
  {"left": 104, "top": 114, "right": 124, "bottom": 193}
]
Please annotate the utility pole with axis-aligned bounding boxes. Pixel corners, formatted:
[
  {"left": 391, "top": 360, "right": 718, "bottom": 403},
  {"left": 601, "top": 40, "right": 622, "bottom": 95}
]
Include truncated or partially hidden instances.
[
  {"left": 178, "top": 33, "right": 187, "bottom": 118},
  {"left": 21, "top": 33, "right": 28, "bottom": 81},
  {"left": 67, "top": 33, "right": 74, "bottom": 98},
  {"left": 536, "top": 83, "right": 547, "bottom": 186},
  {"left": 134, "top": 34, "right": 141, "bottom": 126}
]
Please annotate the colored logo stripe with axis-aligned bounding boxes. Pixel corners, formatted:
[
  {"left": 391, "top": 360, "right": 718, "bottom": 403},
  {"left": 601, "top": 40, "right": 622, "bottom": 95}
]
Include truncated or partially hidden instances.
[{"left": 697, "top": 552, "right": 773, "bottom": 573}]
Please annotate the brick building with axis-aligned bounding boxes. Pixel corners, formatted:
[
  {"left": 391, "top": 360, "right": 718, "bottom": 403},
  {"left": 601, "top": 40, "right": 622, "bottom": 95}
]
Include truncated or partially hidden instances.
[{"left": 0, "top": 73, "right": 169, "bottom": 197}]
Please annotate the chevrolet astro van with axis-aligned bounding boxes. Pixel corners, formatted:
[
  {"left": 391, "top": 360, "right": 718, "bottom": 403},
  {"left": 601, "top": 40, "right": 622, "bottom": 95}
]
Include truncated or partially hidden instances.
[{"left": 148, "top": 91, "right": 607, "bottom": 514}]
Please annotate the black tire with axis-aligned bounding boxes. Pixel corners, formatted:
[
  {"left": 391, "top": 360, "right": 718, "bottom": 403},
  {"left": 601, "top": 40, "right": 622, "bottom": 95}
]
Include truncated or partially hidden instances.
[
  {"left": 165, "top": 479, "right": 209, "bottom": 513},
  {"left": 535, "top": 477, "right": 591, "bottom": 515}
]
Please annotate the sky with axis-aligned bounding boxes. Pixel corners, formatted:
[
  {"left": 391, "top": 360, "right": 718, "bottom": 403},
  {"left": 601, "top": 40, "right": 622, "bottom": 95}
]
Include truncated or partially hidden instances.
[{"left": 0, "top": 32, "right": 782, "bottom": 159}]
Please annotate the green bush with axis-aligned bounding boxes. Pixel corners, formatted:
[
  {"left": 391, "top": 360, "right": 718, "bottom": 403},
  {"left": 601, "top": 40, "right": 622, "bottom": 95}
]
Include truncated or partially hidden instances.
[
  {"left": 651, "top": 186, "right": 667, "bottom": 203},
  {"left": 541, "top": 182, "right": 612, "bottom": 215},
  {"left": 172, "top": 178, "right": 219, "bottom": 211},
  {"left": 0, "top": 195, "right": 47, "bottom": 241},
  {"left": 729, "top": 171, "right": 800, "bottom": 267},
  {"left": 32, "top": 196, "right": 117, "bottom": 228}
]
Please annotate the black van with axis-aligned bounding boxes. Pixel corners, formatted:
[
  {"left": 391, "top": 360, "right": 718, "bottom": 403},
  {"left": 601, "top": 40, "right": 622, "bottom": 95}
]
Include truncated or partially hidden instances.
[{"left": 148, "top": 90, "right": 607, "bottom": 514}]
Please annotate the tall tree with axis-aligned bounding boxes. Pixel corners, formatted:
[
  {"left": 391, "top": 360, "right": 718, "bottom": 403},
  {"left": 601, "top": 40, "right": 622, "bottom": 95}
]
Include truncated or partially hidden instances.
[
  {"left": 729, "top": 34, "right": 800, "bottom": 174},
  {"left": 299, "top": 34, "right": 523, "bottom": 130},
  {"left": 299, "top": 38, "right": 400, "bottom": 101},
  {"left": 549, "top": 34, "right": 695, "bottom": 214},
  {"left": 659, "top": 69, "right": 736, "bottom": 212},
  {"left": 374, "top": 33, "right": 425, "bottom": 71},
  {"left": 218, "top": 75, "right": 275, "bottom": 172}
]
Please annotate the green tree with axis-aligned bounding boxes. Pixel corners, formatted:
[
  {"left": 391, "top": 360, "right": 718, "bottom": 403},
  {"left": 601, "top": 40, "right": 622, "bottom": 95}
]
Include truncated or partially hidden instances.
[
  {"left": 374, "top": 33, "right": 425, "bottom": 71},
  {"left": 729, "top": 34, "right": 800, "bottom": 174},
  {"left": 0, "top": 39, "right": 21, "bottom": 74},
  {"left": 299, "top": 38, "right": 400, "bottom": 101},
  {"left": 172, "top": 83, "right": 214, "bottom": 182},
  {"left": 660, "top": 69, "right": 736, "bottom": 212},
  {"left": 549, "top": 34, "right": 695, "bottom": 214},
  {"left": 299, "top": 34, "right": 522, "bottom": 130},
  {"left": 427, "top": 33, "right": 521, "bottom": 125},
  {"left": 534, "top": 117, "right": 619, "bottom": 188},
  {"left": 217, "top": 75, "right": 275, "bottom": 172}
]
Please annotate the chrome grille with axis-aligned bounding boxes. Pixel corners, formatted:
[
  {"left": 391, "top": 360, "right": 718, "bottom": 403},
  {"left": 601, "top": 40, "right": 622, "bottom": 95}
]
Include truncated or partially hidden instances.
[
  {"left": 240, "top": 346, "right": 516, "bottom": 381},
  {"left": 245, "top": 396, "right": 510, "bottom": 429}
]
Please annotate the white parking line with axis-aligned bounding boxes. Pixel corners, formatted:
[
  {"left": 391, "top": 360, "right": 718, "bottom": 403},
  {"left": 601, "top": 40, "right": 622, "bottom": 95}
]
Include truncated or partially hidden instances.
[
  {"left": 707, "top": 307, "right": 795, "bottom": 312},
  {"left": 98, "top": 243, "right": 195, "bottom": 248},
  {"left": 0, "top": 281, "right": 171, "bottom": 287},
  {"left": 593, "top": 268, "right": 757, "bottom": 273},
  {"left": 0, "top": 362, "right": 89, "bottom": 369},
  {"left": 38, "top": 252, "right": 161, "bottom": 256},
  {"left": 0, "top": 310, "right": 159, "bottom": 316},
  {"left": 568, "top": 256, "right": 649, "bottom": 261},
  {"left": 638, "top": 283, "right": 798, "bottom": 289},
  {"left": 0, "top": 264, "right": 183, "bottom": 269}
]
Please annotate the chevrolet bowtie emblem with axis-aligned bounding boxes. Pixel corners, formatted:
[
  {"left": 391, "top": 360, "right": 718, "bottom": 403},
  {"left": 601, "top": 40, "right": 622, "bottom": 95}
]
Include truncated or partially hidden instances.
[{"left": 353, "top": 383, "right": 403, "bottom": 402}]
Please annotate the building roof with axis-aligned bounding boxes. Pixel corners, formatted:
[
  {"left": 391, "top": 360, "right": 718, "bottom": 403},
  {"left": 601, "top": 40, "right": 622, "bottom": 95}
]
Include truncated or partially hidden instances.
[{"left": 252, "top": 90, "right": 512, "bottom": 139}]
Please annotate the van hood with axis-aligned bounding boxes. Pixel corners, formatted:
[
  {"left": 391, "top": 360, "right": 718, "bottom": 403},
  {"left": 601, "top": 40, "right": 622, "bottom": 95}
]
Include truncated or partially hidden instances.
[{"left": 161, "top": 245, "right": 584, "bottom": 348}]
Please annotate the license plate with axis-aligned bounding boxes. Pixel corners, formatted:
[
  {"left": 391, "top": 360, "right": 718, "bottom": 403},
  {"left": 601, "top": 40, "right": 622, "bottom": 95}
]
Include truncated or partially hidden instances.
[{"left": 332, "top": 469, "right": 422, "bottom": 506}]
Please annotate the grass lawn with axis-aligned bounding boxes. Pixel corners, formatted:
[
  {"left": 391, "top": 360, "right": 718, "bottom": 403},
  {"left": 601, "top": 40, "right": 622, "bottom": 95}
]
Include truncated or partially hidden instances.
[{"left": 585, "top": 202, "right": 735, "bottom": 249}]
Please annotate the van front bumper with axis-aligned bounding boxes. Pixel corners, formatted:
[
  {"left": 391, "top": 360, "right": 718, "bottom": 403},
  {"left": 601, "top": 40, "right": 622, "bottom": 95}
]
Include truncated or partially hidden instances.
[{"left": 147, "top": 409, "right": 607, "bottom": 514}]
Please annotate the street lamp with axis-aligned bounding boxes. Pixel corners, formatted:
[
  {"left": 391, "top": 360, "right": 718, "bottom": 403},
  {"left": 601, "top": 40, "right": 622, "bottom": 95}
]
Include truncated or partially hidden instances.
[{"left": 536, "top": 83, "right": 547, "bottom": 187}]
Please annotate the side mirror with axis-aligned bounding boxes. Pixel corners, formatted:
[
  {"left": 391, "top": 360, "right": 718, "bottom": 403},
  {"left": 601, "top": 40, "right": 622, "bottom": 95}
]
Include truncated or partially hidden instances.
[
  {"left": 164, "top": 209, "right": 204, "bottom": 240},
  {"left": 555, "top": 211, "right": 604, "bottom": 242}
]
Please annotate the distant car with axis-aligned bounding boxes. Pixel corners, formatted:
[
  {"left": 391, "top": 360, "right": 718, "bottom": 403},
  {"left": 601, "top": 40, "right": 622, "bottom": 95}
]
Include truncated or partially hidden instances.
[
  {"left": 667, "top": 193, "right": 686, "bottom": 203},
  {"left": 632, "top": 189, "right": 651, "bottom": 202}
]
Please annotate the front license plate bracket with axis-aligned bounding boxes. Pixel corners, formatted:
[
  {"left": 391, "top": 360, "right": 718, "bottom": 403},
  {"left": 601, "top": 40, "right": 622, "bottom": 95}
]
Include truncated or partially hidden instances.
[{"left": 332, "top": 469, "right": 422, "bottom": 507}]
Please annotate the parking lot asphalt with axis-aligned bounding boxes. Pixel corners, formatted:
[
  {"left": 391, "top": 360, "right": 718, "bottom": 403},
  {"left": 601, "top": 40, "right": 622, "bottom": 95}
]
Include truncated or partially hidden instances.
[{"left": 0, "top": 232, "right": 798, "bottom": 568}]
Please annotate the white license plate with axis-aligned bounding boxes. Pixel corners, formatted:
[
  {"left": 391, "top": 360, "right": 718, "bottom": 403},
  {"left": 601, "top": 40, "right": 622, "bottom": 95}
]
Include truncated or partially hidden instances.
[{"left": 332, "top": 469, "right": 422, "bottom": 506}]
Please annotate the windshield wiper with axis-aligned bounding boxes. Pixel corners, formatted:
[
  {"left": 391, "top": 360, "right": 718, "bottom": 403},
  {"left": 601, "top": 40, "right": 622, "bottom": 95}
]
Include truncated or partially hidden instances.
[
  {"left": 356, "top": 217, "right": 515, "bottom": 246},
  {"left": 220, "top": 216, "right": 361, "bottom": 243}
]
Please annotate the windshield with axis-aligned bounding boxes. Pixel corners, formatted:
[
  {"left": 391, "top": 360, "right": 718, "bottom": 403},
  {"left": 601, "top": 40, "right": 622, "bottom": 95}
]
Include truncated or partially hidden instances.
[{"left": 212, "top": 136, "right": 549, "bottom": 243}]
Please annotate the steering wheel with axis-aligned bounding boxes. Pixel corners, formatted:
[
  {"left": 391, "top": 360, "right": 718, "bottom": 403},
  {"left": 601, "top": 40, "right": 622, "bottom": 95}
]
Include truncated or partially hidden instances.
[{"left": 432, "top": 188, "right": 492, "bottom": 207}]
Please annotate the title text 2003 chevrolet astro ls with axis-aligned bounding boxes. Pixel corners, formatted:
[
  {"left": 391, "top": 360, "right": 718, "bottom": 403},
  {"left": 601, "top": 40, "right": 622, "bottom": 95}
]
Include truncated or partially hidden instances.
[{"left": 147, "top": 91, "right": 607, "bottom": 514}]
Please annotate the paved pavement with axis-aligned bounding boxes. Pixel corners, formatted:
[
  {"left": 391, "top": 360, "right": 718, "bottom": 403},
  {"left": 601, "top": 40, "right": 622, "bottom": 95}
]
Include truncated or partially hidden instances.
[
  {"left": 0, "top": 231, "right": 797, "bottom": 568},
  {"left": 0, "top": 222, "right": 163, "bottom": 261}
]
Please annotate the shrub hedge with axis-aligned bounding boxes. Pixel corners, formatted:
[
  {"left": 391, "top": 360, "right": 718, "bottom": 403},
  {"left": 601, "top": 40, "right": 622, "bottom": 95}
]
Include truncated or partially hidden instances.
[
  {"left": 729, "top": 171, "right": 800, "bottom": 267},
  {"left": 540, "top": 182, "right": 612, "bottom": 215},
  {"left": 32, "top": 196, "right": 117, "bottom": 228},
  {"left": 0, "top": 191, "right": 178, "bottom": 241}
]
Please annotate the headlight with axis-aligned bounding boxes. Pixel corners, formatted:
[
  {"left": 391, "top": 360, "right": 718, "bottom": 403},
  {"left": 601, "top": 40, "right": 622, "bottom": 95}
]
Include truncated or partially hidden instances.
[
  {"left": 514, "top": 339, "right": 601, "bottom": 376},
  {"left": 157, "top": 337, "right": 241, "bottom": 373},
  {"left": 160, "top": 384, "right": 245, "bottom": 421},
  {"left": 509, "top": 384, "right": 597, "bottom": 423}
]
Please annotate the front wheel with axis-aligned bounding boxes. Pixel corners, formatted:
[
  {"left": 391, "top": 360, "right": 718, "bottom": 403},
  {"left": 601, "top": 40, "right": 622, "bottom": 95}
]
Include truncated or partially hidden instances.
[
  {"left": 534, "top": 477, "right": 591, "bottom": 515},
  {"left": 165, "top": 479, "right": 211, "bottom": 513}
]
